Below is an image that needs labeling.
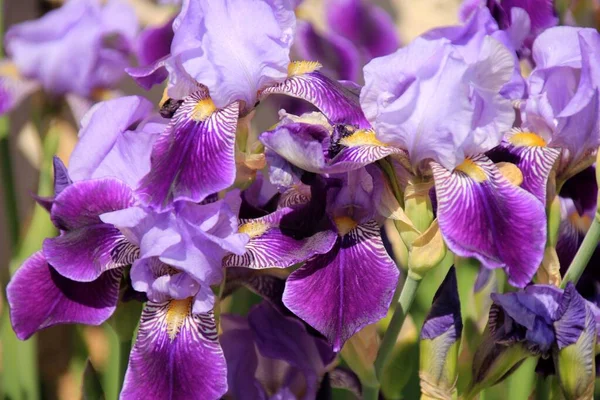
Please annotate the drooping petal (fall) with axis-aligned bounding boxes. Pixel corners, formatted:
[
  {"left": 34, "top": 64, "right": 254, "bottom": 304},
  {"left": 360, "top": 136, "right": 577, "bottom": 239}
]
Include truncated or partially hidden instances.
[
  {"left": 137, "top": 88, "right": 239, "bottom": 210},
  {"left": 432, "top": 155, "right": 546, "bottom": 287},
  {"left": 121, "top": 299, "right": 227, "bottom": 400},
  {"left": 7, "top": 251, "right": 122, "bottom": 340},
  {"left": 283, "top": 220, "right": 399, "bottom": 351}
]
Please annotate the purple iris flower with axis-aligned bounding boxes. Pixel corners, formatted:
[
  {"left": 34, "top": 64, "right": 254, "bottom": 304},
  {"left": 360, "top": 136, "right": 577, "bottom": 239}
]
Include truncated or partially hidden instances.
[
  {"left": 422, "top": 4, "right": 526, "bottom": 99},
  {"left": 460, "top": 0, "right": 558, "bottom": 57},
  {"left": 472, "top": 283, "right": 599, "bottom": 392},
  {"left": 221, "top": 301, "right": 335, "bottom": 399},
  {"left": 225, "top": 120, "right": 400, "bottom": 350},
  {"left": 7, "top": 96, "right": 248, "bottom": 399},
  {"left": 1, "top": 0, "right": 138, "bottom": 115},
  {"left": 514, "top": 26, "right": 600, "bottom": 183},
  {"left": 294, "top": 0, "right": 399, "bottom": 82},
  {"left": 128, "top": 0, "right": 370, "bottom": 211},
  {"left": 358, "top": 34, "right": 548, "bottom": 287}
]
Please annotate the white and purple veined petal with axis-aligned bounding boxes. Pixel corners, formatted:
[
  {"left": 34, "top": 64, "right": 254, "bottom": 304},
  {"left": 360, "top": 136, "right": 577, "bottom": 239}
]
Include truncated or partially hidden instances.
[
  {"left": 43, "top": 178, "right": 139, "bottom": 282},
  {"left": 283, "top": 219, "right": 399, "bottom": 351},
  {"left": 261, "top": 120, "right": 405, "bottom": 176},
  {"left": 7, "top": 251, "right": 122, "bottom": 340},
  {"left": 487, "top": 129, "right": 561, "bottom": 205},
  {"left": 260, "top": 64, "right": 371, "bottom": 129},
  {"left": 223, "top": 206, "right": 338, "bottom": 269},
  {"left": 432, "top": 155, "right": 547, "bottom": 288},
  {"left": 121, "top": 299, "right": 227, "bottom": 400},
  {"left": 136, "top": 87, "right": 239, "bottom": 211}
]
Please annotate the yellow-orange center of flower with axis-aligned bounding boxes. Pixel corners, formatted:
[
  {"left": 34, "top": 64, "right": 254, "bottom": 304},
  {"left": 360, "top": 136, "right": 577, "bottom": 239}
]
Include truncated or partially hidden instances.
[
  {"left": 191, "top": 98, "right": 217, "bottom": 121},
  {"left": 339, "top": 129, "right": 386, "bottom": 147},
  {"left": 455, "top": 159, "right": 488, "bottom": 182},
  {"left": 238, "top": 221, "right": 270, "bottom": 238},
  {"left": 166, "top": 298, "right": 192, "bottom": 341},
  {"left": 287, "top": 61, "right": 322, "bottom": 77},
  {"left": 334, "top": 216, "right": 358, "bottom": 236},
  {"left": 509, "top": 132, "right": 547, "bottom": 147}
]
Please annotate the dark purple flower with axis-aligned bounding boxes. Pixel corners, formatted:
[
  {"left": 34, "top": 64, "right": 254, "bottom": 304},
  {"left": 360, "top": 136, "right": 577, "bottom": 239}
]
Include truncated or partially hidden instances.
[
  {"left": 1, "top": 0, "right": 138, "bottom": 114},
  {"left": 460, "top": 0, "right": 558, "bottom": 57},
  {"left": 294, "top": 0, "right": 399, "bottom": 82},
  {"left": 221, "top": 301, "right": 335, "bottom": 399}
]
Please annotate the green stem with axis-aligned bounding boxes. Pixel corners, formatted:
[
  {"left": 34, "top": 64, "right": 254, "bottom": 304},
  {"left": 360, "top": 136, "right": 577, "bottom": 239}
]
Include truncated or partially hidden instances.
[
  {"left": 0, "top": 118, "right": 18, "bottom": 257},
  {"left": 362, "top": 384, "right": 379, "bottom": 400},
  {"left": 118, "top": 338, "right": 132, "bottom": 394},
  {"left": 374, "top": 275, "right": 421, "bottom": 379},
  {"left": 561, "top": 216, "right": 600, "bottom": 287}
]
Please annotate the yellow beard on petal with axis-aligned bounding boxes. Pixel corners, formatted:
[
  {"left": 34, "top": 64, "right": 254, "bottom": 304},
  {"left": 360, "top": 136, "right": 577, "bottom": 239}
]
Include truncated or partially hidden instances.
[
  {"left": 455, "top": 159, "right": 488, "bottom": 182},
  {"left": 569, "top": 212, "right": 592, "bottom": 234},
  {"left": 287, "top": 61, "right": 322, "bottom": 77},
  {"left": 0, "top": 62, "right": 20, "bottom": 79},
  {"left": 166, "top": 298, "right": 192, "bottom": 341},
  {"left": 334, "top": 216, "right": 358, "bottom": 237},
  {"left": 238, "top": 221, "right": 270, "bottom": 238},
  {"left": 509, "top": 131, "right": 547, "bottom": 147},
  {"left": 339, "top": 129, "right": 387, "bottom": 147},
  {"left": 191, "top": 98, "right": 217, "bottom": 121}
]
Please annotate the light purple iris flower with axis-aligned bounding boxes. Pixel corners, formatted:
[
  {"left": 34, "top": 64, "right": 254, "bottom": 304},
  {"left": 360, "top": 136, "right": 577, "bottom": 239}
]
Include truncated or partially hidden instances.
[
  {"left": 225, "top": 130, "right": 400, "bottom": 351},
  {"left": 517, "top": 26, "right": 600, "bottom": 183},
  {"left": 294, "top": 0, "right": 399, "bottom": 82},
  {"left": 7, "top": 96, "right": 248, "bottom": 399},
  {"left": 358, "top": 35, "right": 549, "bottom": 287},
  {"left": 422, "top": 5, "right": 526, "bottom": 99},
  {"left": 128, "top": 0, "right": 371, "bottom": 211},
  {"left": 221, "top": 301, "right": 335, "bottom": 399},
  {"left": 460, "top": 0, "right": 558, "bottom": 57},
  {"left": 1, "top": 0, "right": 138, "bottom": 115}
]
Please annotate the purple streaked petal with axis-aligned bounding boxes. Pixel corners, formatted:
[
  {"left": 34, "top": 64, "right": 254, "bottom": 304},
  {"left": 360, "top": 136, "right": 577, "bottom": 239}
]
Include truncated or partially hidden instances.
[
  {"left": 489, "top": 131, "right": 560, "bottom": 204},
  {"left": 121, "top": 300, "right": 227, "bottom": 400},
  {"left": 432, "top": 155, "right": 547, "bottom": 288},
  {"left": 43, "top": 224, "right": 139, "bottom": 282},
  {"left": 50, "top": 178, "right": 136, "bottom": 231},
  {"left": 7, "top": 251, "right": 122, "bottom": 340},
  {"left": 421, "top": 267, "right": 462, "bottom": 341},
  {"left": 329, "top": 128, "right": 406, "bottom": 173},
  {"left": 136, "top": 18, "right": 174, "bottom": 66},
  {"left": 137, "top": 89, "right": 238, "bottom": 210},
  {"left": 223, "top": 207, "right": 337, "bottom": 269},
  {"left": 294, "top": 21, "right": 360, "bottom": 81},
  {"left": 260, "top": 71, "right": 370, "bottom": 129},
  {"left": 554, "top": 283, "right": 587, "bottom": 349},
  {"left": 326, "top": 0, "right": 399, "bottom": 60},
  {"left": 283, "top": 220, "right": 399, "bottom": 351}
]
